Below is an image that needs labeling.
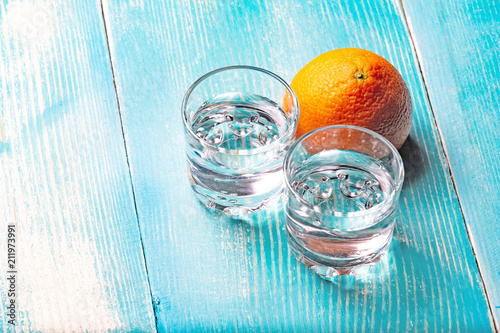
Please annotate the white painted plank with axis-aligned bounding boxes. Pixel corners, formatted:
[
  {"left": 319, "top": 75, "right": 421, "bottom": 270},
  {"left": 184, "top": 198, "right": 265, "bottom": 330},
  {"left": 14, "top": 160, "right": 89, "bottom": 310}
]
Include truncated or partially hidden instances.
[{"left": 0, "top": 0, "right": 155, "bottom": 331}]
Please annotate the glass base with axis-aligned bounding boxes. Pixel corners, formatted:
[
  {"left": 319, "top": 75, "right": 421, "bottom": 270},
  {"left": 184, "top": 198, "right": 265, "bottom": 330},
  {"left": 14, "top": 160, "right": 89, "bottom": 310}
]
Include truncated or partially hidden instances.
[
  {"left": 191, "top": 184, "right": 282, "bottom": 217},
  {"left": 286, "top": 225, "right": 390, "bottom": 280}
]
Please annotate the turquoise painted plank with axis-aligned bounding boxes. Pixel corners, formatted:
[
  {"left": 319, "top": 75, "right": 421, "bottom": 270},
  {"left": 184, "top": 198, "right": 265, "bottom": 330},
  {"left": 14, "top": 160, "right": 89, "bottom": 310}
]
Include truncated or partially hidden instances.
[
  {"left": 401, "top": 0, "right": 500, "bottom": 326},
  {"left": 102, "top": 0, "right": 494, "bottom": 331},
  {"left": 0, "top": 0, "right": 155, "bottom": 331}
]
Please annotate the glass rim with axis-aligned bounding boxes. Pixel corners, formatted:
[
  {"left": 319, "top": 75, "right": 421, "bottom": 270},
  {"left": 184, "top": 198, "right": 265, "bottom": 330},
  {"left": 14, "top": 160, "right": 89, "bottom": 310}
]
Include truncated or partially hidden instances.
[
  {"left": 181, "top": 65, "right": 300, "bottom": 155},
  {"left": 284, "top": 124, "right": 404, "bottom": 218}
]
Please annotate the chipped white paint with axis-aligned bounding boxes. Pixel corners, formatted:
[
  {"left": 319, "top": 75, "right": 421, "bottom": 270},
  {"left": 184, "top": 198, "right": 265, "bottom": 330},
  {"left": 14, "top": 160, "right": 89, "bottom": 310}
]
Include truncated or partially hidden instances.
[{"left": 2, "top": 0, "right": 57, "bottom": 42}]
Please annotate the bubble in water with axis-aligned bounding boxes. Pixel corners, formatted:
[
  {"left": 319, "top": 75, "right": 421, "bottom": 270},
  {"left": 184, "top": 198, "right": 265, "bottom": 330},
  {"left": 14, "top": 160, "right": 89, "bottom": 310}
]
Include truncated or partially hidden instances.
[
  {"left": 339, "top": 175, "right": 366, "bottom": 198},
  {"left": 228, "top": 122, "right": 254, "bottom": 137},
  {"left": 250, "top": 114, "right": 259, "bottom": 123},
  {"left": 206, "top": 127, "right": 224, "bottom": 144},
  {"left": 338, "top": 172, "right": 348, "bottom": 180},
  {"left": 310, "top": 181, "right": 333, "bottom": 199},
  {"left": 298, "top": 182, "right": 309, "bottom": 190},
  {"left": 364, "top": 179, "right": 379, "bottom": 188},
  {"left": 365, "top": 195, "right": 375, "bottom": 209},
  {"left": 364, "top": 184, "right": 382, "bottom": 209},
  {"left": 259, "top": 130, "right": 270, "bottom": 145},
  {"left": 196, "top": 127, "right": 206, "bottom": 139}
]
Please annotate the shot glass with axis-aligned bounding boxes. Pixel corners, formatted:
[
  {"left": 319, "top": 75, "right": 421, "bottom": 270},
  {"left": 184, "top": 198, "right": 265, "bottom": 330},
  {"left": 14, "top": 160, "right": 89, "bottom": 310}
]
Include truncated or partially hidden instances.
[
  {"left": 182, "top": 66, "right": 299, "bottom": 216},
  {"left": 284, "top": 125, "right": 404, "bottom": 279}
]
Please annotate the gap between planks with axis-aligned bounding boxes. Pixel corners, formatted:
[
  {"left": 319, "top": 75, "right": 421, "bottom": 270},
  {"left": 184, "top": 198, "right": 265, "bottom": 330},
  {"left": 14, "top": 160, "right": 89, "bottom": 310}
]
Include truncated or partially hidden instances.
[
  {"left": 98, "top": 1, "right": 159, "bottom": 331},
  {"left": 397, "top": 0, "right": 498, "bottom": 330}
]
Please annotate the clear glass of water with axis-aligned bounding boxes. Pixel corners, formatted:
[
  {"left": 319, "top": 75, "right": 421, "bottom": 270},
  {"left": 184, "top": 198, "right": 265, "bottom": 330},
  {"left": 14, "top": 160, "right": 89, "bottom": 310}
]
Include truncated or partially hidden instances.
[
  {"left": 284, "top": 125, "right": 404, "bottom": 279},
  {"left": 182, "top": 66, "right": 299, "bottom": 216}
]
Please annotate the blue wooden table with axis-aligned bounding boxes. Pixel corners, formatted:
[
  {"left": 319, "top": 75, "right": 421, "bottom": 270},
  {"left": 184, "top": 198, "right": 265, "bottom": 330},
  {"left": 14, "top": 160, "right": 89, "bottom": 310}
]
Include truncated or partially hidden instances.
[{"left": 1, "top": 0, "right": 499, "bottom": 331}]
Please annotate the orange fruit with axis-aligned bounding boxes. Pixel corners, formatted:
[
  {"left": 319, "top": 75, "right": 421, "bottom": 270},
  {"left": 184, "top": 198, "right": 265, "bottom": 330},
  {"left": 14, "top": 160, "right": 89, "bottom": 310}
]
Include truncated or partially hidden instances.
[{"left": 291, "top": 47, "right": 412, "bottom": 149}]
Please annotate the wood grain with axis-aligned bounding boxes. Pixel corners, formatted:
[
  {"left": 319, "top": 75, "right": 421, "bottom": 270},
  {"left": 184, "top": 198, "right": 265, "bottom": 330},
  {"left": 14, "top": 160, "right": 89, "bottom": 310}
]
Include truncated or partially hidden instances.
[
  {"left": 101, "top": 0, "right": 494, "bottom": 331},
  {"left": 0, "top": 0, "right": 155, "bottom": 331},
  {"left": 401, "top": 0, "right": 500, "bottom": 327}
]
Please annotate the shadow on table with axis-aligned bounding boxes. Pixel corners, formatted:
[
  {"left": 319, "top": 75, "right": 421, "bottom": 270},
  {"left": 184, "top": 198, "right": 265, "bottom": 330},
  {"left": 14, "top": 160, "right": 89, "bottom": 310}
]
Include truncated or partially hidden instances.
[
  {"left": 217, "top": 203, "right": 403, "bottom": 288},
  {"left": 199, "top": 194, "right": 403, "bottom": 287},
  {"left": 174, "top": 187, "right": 432, "bottom": 332},
  {"left": 399, "top": 136, "right": 426, "bottom": 183}
]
